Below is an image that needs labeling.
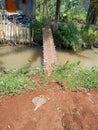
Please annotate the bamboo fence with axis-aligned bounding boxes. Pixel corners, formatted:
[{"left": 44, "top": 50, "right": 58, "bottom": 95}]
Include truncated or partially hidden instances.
[{"left": 0, "top": 13, "right": 34, "bottom": 45}]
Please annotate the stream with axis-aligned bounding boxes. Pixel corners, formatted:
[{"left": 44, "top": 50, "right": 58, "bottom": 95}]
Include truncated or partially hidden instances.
[{"left": 0, "top": 46, "right": 98, "bottom": 70}]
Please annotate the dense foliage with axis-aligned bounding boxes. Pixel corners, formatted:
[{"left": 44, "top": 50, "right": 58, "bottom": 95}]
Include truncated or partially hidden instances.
[
  {"left": 34, "top": 0, "right": 98, "bottom": 50},
  {"left": 53, "top": 22, "right": 82, "bottom": 51},
  {"left": 81, "top": 25, "right": 98, "bottom": 48},
  {"left": 53, "top": 22, "right": 98, "bottom": 50},
  {"left": 29, "top": 21, "right": 44, "bottom": 43}
]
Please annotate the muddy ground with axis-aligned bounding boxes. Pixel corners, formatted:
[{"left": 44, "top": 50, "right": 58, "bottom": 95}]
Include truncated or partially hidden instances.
[{"left": 0, "top": 82, "right": 98, "bottom": 130}]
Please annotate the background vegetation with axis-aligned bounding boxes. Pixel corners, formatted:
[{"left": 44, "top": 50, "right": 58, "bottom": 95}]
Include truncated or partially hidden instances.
[{"left": 30, "top": 0, "right": 98, "bottom": 50}]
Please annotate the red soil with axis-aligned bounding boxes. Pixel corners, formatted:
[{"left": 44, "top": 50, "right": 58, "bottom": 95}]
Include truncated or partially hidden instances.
[{"left": 0, "top": 85, "right": 98, "bottom": 130}]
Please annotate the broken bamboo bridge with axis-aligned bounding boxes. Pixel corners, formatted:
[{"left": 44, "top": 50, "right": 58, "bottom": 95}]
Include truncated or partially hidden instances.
[{"left": 43, "top": 27, "right": 57, "bottom": 76}]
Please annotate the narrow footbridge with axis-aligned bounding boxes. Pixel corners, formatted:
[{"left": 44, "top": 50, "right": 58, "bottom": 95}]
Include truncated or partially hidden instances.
[{"left": 43, "top": 27, "right": 57, "bottom": 76}]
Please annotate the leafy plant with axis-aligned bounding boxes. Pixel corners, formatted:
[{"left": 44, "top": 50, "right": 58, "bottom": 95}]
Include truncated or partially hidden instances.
[
  {"left": 0, "top": 67, "right": 36, "bottom": 95},
  {"left": 81, "top": 25, "right": 98, "bottom": 48},
  {"left": 29, "top": 21, "right": 44, "bottom": 43},
  {"left": 53, "top": 22, "right": 82, "bottom": 51}
]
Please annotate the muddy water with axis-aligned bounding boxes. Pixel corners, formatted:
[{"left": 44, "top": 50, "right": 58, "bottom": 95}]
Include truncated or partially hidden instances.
[
  {"left": 0, "top": 47, "right": 43, "bottom": 70},
  {"left": 57, "top": 48, "right": 98, "bottom": 68},
  {"left": 0, "top": 47, "right": 98, "bottom": 70}
]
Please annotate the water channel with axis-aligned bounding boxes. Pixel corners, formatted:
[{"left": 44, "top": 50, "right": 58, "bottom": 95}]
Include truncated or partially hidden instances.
[{"left": 0, "top": 46, "right": 98, "bottom": 70}]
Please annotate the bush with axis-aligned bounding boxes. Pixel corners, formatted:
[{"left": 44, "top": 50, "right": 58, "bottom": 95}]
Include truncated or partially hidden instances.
[
  {"left": 81, "top": 26, "right": 98, "bottom": 48},
  {"left": 29, "top": 21, "right": 44, "bottom": 44},
  {"left": 53, "top": 22, "right": 82, "bottom": 51}
]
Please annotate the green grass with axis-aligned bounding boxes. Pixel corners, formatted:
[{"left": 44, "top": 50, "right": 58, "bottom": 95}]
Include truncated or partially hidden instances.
[
  {"left": 0, "top": 62, "right": 98, "bottom": 95},
  {"left": 0, "top": 66, "right": 37, "bottom": 95},
  {"left": 52, "top": 61, "right": 98, "bottom": 91},
  {"left": 0, "top": 66, "right": 50, "bottom": 95}
]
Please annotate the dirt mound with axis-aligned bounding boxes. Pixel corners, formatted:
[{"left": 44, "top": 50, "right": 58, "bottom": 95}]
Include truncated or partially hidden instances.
[{"left": 0, "top": 87, "right": 98, "bottom": 130}]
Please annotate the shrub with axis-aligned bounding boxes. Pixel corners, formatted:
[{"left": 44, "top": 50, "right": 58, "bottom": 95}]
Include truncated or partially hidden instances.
[
  {"left": 53, "top": 22, "right": 82, "bottom": 51},
  {"left": 29, "top": 21, "right": 44, "bottom": 44},
  {"left": 81, "top": 26, "right": 98, "bottom": 48}
]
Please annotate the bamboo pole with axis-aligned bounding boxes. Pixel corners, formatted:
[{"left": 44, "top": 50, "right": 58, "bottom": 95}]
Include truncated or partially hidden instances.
[
  {"left": 18, "top": 25, "right": 21, "bottom": 44},
  {"left": 8, "top": 23, "right": 10, "bottom": 41},
  {"left": 13, "top": 17, "right": 17, "bottom": 44},
  {"left": 31, "top": 29, "right": 34, "bottom": 45},
  {"left": 26, "top": 28, "right": 30, "bottom": 45},
  {"left": 23, "top": 27, "right": 26, "bottom": 45},
  {"left": 0, "top": 14, "right": 1, "bottom": 41},
  {"left": 16, "top": 24, "right": 19, "bottom": 44},
  {"left": 1, "top": 14, "right": 3, "bottom": 42}
]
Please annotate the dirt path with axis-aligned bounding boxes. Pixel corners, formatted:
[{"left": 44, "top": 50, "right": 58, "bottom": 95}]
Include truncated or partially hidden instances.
[{"left": 0, "top": 86, "right": 98, "bottom": 130}]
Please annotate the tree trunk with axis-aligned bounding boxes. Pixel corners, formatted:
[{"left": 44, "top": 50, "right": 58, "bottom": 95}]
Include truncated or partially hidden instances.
[
  {"left": 86, "top": 2, "right": 98, "bottom": 25},
  {"left": 42, "top": 0, "right": 46, "bottom": 20},
  {"left": 32, "top": 0, "right": 36, "bottom": 19},
  {"left": 54, "top": 0, "right": 61, "bottom": 30}
]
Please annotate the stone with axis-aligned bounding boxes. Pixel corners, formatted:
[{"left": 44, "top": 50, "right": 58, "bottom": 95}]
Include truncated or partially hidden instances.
[{"left": 32, "top": 95, "right": 47, "bottom": 111}]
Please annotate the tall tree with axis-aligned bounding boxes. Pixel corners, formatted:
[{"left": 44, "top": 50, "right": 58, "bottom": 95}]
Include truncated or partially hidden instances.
[
  {"left": 86, "top": 0, "right": 98, "bottom": 25},
  {"left": 32, "top": 0, "right": 36, "bottom": 19},
  {"left": 54, "top": 0, "right": 61, "bottom": 30}
]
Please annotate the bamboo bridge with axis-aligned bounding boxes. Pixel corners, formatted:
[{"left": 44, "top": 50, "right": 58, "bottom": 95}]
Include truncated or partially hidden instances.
[{"left": 43, "top": 27, "right": 57, "bottom": 76}]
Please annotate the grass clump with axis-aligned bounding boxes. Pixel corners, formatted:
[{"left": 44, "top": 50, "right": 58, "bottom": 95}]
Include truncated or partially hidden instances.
[
  {"left": 0, "top": 67, "right": 37, "bottom": 95},
  {"left": 0, "top": 66, "right": 49, "bottom": 95},
  {"left": 52, "top": 61, "right": 98, "bottom": 90}
]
